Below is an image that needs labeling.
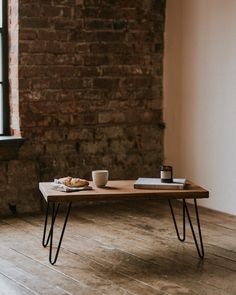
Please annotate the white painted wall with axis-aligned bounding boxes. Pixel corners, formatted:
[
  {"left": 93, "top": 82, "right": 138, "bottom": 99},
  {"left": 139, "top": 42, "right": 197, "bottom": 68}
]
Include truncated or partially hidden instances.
[{"left": 164, "top": 0, "right": 236, "bottom": 215}]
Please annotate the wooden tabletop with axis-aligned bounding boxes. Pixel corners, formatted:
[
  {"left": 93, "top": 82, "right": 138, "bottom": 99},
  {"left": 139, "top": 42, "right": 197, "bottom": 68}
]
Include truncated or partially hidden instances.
[{"left": 39, "top": 180, "right": 209, "bottom": 203}]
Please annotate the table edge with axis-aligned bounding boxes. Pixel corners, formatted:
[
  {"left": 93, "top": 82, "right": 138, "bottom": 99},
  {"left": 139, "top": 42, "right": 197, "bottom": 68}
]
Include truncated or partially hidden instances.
[{"left": 39, "top": 180, "right": 209, "bottom": 203}]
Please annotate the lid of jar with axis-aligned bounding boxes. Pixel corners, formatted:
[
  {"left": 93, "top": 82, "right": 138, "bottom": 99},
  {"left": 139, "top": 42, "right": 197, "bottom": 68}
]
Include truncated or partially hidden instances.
[{"left": 160, "top": 165, "right": 172, "bottom": 170}]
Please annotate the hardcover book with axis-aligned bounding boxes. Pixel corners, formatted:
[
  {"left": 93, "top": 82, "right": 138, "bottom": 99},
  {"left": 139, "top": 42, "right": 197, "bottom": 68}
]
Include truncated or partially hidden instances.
[{"left": 134, "top": 178, "right": 186, "bottom": 190}]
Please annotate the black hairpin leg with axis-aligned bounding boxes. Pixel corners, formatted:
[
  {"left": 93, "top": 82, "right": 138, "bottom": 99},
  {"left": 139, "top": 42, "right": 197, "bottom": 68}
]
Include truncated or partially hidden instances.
[
  {"left": 168, "top": 199, "right": 186, "bottom": 242},
  {"left": 169, "top": 199, "right": 204, "bottom": 258},
  {"left": 42, "top": 202, "right": 60, "bottom": 247},
  {"left": 42, "top": 201, "right": 72, "bottom": 265}
]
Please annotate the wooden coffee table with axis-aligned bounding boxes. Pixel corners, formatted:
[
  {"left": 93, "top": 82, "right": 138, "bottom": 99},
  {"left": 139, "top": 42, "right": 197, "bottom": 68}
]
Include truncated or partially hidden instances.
[{"left": 39, "top": 180, "right": 209, "bottom": 265}]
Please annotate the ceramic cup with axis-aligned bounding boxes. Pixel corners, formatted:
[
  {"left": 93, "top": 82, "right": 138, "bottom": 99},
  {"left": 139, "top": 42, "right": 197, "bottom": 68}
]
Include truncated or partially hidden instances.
[{"left": 92, "top": 170, "right": 109, "bottom": 187}]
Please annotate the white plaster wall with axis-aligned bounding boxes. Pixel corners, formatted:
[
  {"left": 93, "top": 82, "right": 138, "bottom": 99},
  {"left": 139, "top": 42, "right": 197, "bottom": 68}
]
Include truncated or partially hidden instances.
[{"left": 164, "top": 0, "right": 236, "bottom": 215}]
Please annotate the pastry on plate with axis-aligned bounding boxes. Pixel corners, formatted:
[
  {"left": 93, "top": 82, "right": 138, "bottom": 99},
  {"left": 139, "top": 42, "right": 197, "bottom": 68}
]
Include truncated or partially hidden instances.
[{"left": 59, "top": 176, "right": 89, "bottom": 187}]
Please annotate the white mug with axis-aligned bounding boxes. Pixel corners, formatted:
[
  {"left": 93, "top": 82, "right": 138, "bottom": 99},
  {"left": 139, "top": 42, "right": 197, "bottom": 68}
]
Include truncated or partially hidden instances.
[{"left": 92, "top": 170, "right": 109, "bottom": 187}]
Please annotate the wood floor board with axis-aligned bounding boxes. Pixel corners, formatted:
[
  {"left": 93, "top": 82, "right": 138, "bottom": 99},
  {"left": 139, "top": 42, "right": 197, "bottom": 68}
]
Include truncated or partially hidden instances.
[
  {"left": 0, "top": 223, "right": 144, "bottom": 295},
  {"left": 13, "top": 213, "right": 236, "bottom": 295},
  {"left": 0, "top": 200, "right": 236, "bottom": 295},
  {"left": 0, "top": 256, "right": 71, "bottom": 295},
  {"left": 14, "top": 204, "right": 236, "bottom": 270},
  {"left": 0, "top": 272, "right": 35, "bottom": 295},
  {"left": 14, "top": 247, "right": 156, "bottom": 295},
  {"left": 1, "top": 214, "right": 195, "bottom": 294},
  {"left": 0, "top": 247, "right": 105, "bottom": 295},
  {"left": 83, "top": 201, "right": 236, "bottom": 254},
  {"left": 63, "top": 229, "right": 236, "bottom": 295},
  {"left": 6, "top": 207, "right": 236, "bottom": 260},
  {"left": 9, "top": 206, "right": 236, "bottom": 272},
  {"left": 4, "top": 249, "right": 130, "bottom": 295}
]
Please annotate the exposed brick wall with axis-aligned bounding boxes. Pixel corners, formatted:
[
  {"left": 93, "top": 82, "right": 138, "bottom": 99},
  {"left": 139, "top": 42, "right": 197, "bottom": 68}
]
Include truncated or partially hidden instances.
[{"left": 0, "top": 0, "right": 165, "bottom": 215}]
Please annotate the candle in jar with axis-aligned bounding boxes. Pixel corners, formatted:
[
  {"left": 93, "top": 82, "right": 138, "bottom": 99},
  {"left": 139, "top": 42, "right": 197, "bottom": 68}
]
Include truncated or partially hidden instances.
[{"left": 160, "top": 165, "right": 173, "bottom": 183}]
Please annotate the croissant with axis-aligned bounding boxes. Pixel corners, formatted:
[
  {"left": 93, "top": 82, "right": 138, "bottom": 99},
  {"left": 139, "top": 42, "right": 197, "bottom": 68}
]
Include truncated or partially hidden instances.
[
  {"left": 70, "top": 178, "right": 89, "bottom": 187},
  {"left": 59, "top": 176, "right": 72, "bottom": 186},
  {"left": 59, "top": 176, "right": 89, "bottom": 187}
]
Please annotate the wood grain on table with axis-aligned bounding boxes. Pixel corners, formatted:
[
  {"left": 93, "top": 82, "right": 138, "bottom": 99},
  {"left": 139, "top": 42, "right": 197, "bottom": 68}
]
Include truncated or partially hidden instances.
[{"left": 39, "top": 180, "right": 209, "bottom": 203}]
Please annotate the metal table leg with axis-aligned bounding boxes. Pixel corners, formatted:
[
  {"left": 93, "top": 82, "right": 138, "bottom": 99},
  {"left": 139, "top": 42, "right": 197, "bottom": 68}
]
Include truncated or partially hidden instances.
[
  {"left": 42, "top": 201, "right": 72, "bottom": 265},
  {"left": 169, "top": 199, "right": 186, "bottom": 242},
  {"left": 169, "top": 198, "right": 204, "bottom": 258}
]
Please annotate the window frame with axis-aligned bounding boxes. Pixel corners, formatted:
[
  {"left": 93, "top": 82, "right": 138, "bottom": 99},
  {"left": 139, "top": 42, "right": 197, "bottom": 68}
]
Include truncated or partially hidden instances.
[{"left": 0, "top": 0, "right": 9, "bottom": 135}]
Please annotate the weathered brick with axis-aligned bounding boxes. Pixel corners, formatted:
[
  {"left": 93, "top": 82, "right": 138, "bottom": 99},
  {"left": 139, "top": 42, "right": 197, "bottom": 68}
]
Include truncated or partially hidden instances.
[
  {"left": 80, "top": 8, "right": 99, "bottom": 18},
  {"left": 67, "top": 128, "right": 94, "bottom": 141},
  {"left": 119, "top": 9, "right": 136, "bottom": 20},
  {"left": 113, "top": 20, "right": 128, "bottom": 30},
  {"left": 112, "top": 55, "right": 144, "bottom": 65},
  {"left": 120, "top": 0, "right": 142, "bottom": 8},
  {"left": 78, "top": 66, "right": 100, "bottom": 77},
  {"left": 84, "top": 0, "right": 102, "bottom": 6},
  {"left": 53, "top": 0, "right": 76, "bottom": 5},
  {"left": 96, "top": 31, "right": 125, "bottom": 42},
  {"left": 101, "top": 66, "right": 128, "bottom": 76},
  {"left": 54, "top": 19, "right": 78, "bottom": 29},
  {"left": 95, "top": 126, "right": 124, "bottom": 140},
  {"left": 84, "top": 19, "right": 113, "bottom": 30},
  {"left": 37, "top": 30, "right": 68, "bottom": 41},
  {"left": 121, "top": 77, "right": 152, "bottom": 89},
  {"left": 98, "top": 112, "right": 112, "bottom": 124},
  {"left": 41, "top": 6, "right": 62, "bottom": 17},
  {"left": 90, "top": 42, "right": 133, "bottom": 54},
  {"left": 53, "top": 54, "right": 75, "bottom": 65},
  {"left": 0, "top": 163, "right": 8, "bottom": 185},
  {"left": 75, "top": 44, "right": 89, "bottom": 55},
  {"left": 19, "top": 79, "right": 31, "bottom": 89},
  {"left": 93, "top": 78, "right": 119, "bottom": 89},
  {"left": 21, "top": 113, "right": 51, "bottom": 128},
  {"left": 98, "top": 112, "right": 125, "bottom": 124},
  {"left": 98, "top": 8, "right": 120, "bottom": 19},
  {"left": 63, "top": 78, "right": 84, "bottom": 89},
  {"left": 19, "top": 30, "right": 37, "bottom": 40},
  {"left": 20, "top": 5, "right": 40, "bottom": 17},
  {"left": 80, "top": 141, "right": 108, "bottom": 154},
  {"left": 20, "top": 17, "right": 49, "bottom": 28}
]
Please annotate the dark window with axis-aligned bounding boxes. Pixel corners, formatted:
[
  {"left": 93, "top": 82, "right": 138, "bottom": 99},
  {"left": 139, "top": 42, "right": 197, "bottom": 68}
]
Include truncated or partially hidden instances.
[{"left": 0, "top": 0, "right": 9, "bottom": 135}]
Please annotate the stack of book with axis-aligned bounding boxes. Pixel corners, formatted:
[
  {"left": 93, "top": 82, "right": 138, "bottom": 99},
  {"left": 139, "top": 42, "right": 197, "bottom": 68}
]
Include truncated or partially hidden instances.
[{"left": 134, "top": 178, "right": 186, "bottom": 190}]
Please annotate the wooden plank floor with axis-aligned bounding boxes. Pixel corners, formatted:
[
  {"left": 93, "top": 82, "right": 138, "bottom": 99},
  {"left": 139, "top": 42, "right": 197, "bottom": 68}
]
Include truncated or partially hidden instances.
[{"left": 0, "top": 199, "right": 236, "bottom": 295}]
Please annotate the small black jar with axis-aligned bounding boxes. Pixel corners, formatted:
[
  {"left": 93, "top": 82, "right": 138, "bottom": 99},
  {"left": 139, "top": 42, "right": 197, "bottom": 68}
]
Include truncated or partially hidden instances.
[{"left": 160, "top": 165, "right": 173, "bottom": 183}]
